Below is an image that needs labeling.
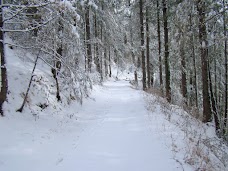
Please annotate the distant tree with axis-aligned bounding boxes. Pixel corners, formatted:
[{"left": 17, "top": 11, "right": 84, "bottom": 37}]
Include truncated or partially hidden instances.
[
  {"left": 146, "top": 7, "right": 151, "bottom": 88},
  {"left": 139, "top": 0, "right": 146, "bottom": 90},
  {"left": 157, "top": 0, "right": 163, "bottom": 92},
  {"left": 94, "top": 11, "right": 101, "bottom": 76},
  {"left": 85, "top": 1, "right": 92, "bottom": 73},
  {"left": 196, "top": 0, "right": 212, "bottom": 122},
  {"left": 162, "top": 0, "right": 171, "bottom": 102},
  {"left": 223, "top": 0, "right": 228, "bottom": 134}
]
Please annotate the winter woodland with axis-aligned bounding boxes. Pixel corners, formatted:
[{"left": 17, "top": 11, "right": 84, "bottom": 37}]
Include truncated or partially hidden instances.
[{"left": 0, "top": 0, "right": 228, "bottom": 170}]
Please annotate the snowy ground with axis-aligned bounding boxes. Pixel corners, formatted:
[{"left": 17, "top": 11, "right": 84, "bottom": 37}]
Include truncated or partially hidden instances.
[
  {"left": 0, "top": 43, "right": 227, "bottom": 171},
  {"left": 0, "top": 80, "right": 186, "bottom": 171}
]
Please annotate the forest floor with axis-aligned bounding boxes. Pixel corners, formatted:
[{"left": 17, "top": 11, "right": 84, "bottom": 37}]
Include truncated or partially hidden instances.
[
  {"left": 0, "top": 44, "right": 227, "bottom": 171},
  {"left": 0, "top": 80, "right": 187, "bottom": 171}
]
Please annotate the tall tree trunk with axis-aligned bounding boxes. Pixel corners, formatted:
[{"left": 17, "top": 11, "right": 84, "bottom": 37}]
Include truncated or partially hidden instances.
[
  {"left": 189, "top": 70, "right": 194, "bottom": 106},
  {"left": 109, "top": 46, "right": 112, "bottom": 77},
  {"left": 180, "top": 36, "right": 187, "bottom": 104},
  {"left": 51, "top": 47, "right": 62, "bottom": 102},
  {"left": 208, "top": 62, "right": 220, "bottom": 132},
  {"left": 85, "top": 3, "right": 92, "bottom": 72},
  {"left": 197, "top": 0, "right": 211, "bottom": 122},
  {"left": 100, "top": 2, "right": 105, "bottom": 81},
  {"left": 129, "top": 0, "right": 137, "bottom": 83},
  {"left": 84, "top": 13, "right": 87, "bottom": 71},
  {"left": 218, "top": 64, "right": 222, "bottom": 110},
  {"left": 213, "top": 36, "right": 218, "bottom": 104},
  {"left": 190, "top": 13, "right": 198, "bottom": 107},
  {"left": 140, "top": 0, "right": 146, "bottom": 90},
  {"left": 162, "top": 0, "right": 171, "bottom": 102},
  {"left": 100, "top": 20, "right": 103, "bottom": 81},
  {"left": 146, "top": 7, "right": 151, "bottom": 88},
  {"left": 104, "top": 47, "right": 108, "bottom": 77},
  {"left": 157, "top": 0, "right": 163, "bottom": 90},
  {"left": 52, "top": 14, "right": 63, "bottom": 102},
  {"left": 94, "top": 12, "right": 101, "bottom": 75},
  {"left": 0, "top": 0, "right": 8, "bottom": 116},
  {"left": 223, "top": 0, "right": 228, "bottom": 133},
  {"left": 129, "top": 1, "right": 135, "bottom": 65}
]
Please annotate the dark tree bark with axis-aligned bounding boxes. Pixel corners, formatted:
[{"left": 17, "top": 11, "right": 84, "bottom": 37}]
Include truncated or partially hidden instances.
[
  {"left": 100, "top": 22, "right": 103, "bottom": 81},
  {"left": 197, "top": 0, "right": 211, "bottom": 122},
  {"left": 109, "top": 46, "right": 112, "bottom": 77},
  {"left": 140, "top": 0, "right": 146, "bottom": 90},
  {"left": 146, "top": 7, "right": 151, "bottom": 88},
  {"left": 157, "top": 0, "right": 163, "bottom": 90},
  {"left": 223, "top": 0, "right": 228, "bottom": 133},
  {"left": 189, "top": 13, "right": 198, "bottom": 107},
  {"left": 85, "top": 3, "right": 92, "bottom": 72},
  {"left": 52, "top": 13, "right": 63, "bottom": 102},
  {"left": 180, "top": 37, "right": 187, "bottom": 103},
  {"left": 213, "top": 36, "right": 218, "bottom": 104},
  {"left": 189, "top": 70, "right": 194, "bottom": 106},
  {"left": 0, "top": 0, "right": 8, "bottom": 116},
  {"left": 162, "top": 0, "right": 171, "bottom": 102},
  {"left": 94, "top": 12, "right": 101, "bottom": 75},
  {"left": 135, "top": 71, "right": 138, "bottom": 87},
  {"left": 104, "top": 47, "right": 108, "bottom": 77},
  {"left": 51, "top": 47, "right": 62, "bottom": 102},
  {"left": 208, "top": 63, "right": 220, "bottom": 132}
]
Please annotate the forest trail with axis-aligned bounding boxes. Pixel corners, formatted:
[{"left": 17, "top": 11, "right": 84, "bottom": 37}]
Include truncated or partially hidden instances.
[
  {"left": 0, "top": 80, "right": 182, "bottom": 171},
  {"left": 54, "top": 80, "right": 181, "bottom": 171}
]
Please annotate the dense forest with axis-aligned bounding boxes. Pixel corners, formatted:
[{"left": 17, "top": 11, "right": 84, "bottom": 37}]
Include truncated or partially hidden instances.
[{"left": 0, "top": 0, "right": 227, "bottom": 142}]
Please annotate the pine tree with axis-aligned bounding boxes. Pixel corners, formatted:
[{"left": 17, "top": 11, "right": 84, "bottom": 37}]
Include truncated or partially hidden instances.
[
  {"left": 162, "top": 0, "right": 171, "bottom": 102},
  {"left": 140, "top": 0, "right": 146, "bottom": 90},
  {"left": 196, "top": 0, "right": 212, "bottom": 122}
]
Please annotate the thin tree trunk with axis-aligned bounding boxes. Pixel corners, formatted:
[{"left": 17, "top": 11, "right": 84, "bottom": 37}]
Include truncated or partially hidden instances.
[
  {"left": 94, "top": 12, "right": 101, "bottom": 74},
  {"left": 53, "top": 14, "right": 63, "bottom": 102},
  {"left": 219, "top": 64, "right": 222, "bottom": 109},
  {"left": 162, "top": 0, "right": 171, "bottom": 102},
  {"left": 17, "top": 51, "right": 40, "bottom": 112},
  {"left": 157, "top": 0, "right": 163, "bottom": 90},
  {"left": 223, "top": 0, "right": 228, "bottom": 133},
  {"left": 0, "top": 0, "right": 8, "bottom": 116},
  {"left": 180, "top": 36, "right": 187, "bottom": 104},
  {"left": 84, "top": 13, "right": 87, "bottom": 71},
  {"left": 109, "top": 46, "right": 112, "bottom": 77},
  {"left": 197, "top": 0, "right": 211, "bottom": 122},
  {"left": 135, "top": 71, "right": 138, "bottom": 87},
  {"left": 189, "top": 70, "right": 194, "bottom": 106},
  {"left": 213, "top": 37, "right": 218, "bottom": 104},
  {"left": 146, "top": 7, "right": 151, "bottom": 89},
  {"left": 100, "top": 49, "right": 103, "bottom": 81},
  {"left": 52, "top": 47, "right": 62, "bottom": 102},
  {"left": 140, "top": 0, "right": 146, "bottom": 90},
  {"left": 129, "top": 0, "right": 136, "bottom": 83},
  {"left": 85, "top": 3, "right": 92, "bottom": 72},
  {"left": 100, "top": 20, "right": 103, "bottom": 81},
  {"left": 190, "top": 14, "right": 198, "bottom": 108},
  {"left": 104, "top": 47, "right": 108, "bottom": 77},
  {"left": 208, "top": 62, "right": 220, "bottom": 132}
]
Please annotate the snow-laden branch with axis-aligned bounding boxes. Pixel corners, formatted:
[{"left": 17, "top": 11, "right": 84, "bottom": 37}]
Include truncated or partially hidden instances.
[
  {"left": 1, "top": 2, "right": 52, "bottom": 9},
  {"left": 2, "top": 15, "right": 58, "bottom": 32},
  {"left": 2, "top": 2, "right": 53, "bottom": 22}
]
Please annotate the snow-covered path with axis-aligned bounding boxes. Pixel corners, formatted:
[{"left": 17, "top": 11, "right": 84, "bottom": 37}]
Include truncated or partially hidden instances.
[
  {"left": 0, "top": 80, "right": 181, "bottom": 171},
  {"left": 56, "top": 80, "right": 179, "bottom": 171}
]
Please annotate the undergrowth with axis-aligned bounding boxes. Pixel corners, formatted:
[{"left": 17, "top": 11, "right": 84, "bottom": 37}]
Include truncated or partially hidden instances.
[{"left": 144, "top": 88, "right": 228, "bottom": 171}]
